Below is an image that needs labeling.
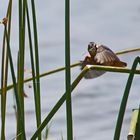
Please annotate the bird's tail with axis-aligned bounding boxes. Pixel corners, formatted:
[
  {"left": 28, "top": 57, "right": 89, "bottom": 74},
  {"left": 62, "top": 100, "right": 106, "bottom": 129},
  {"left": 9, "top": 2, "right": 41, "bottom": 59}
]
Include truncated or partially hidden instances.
[{"left": 114, "top": 61, "right": 127, "bottom": 67}]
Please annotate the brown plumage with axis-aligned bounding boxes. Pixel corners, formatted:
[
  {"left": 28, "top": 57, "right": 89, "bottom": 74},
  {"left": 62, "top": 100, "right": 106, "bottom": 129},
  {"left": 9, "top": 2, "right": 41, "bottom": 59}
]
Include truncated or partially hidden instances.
[{"left": 81, "top": 42, "right": 127, "bottom": 79}]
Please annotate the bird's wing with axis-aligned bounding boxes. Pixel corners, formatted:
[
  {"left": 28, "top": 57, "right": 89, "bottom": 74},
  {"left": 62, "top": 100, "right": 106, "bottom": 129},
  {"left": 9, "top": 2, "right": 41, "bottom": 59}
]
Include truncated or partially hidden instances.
[
  {"left": 94, "top": 45, "right": 120, "bottom": 65},
  {"left": 84, "top": 70, "right": 106, "bottom": 79}
]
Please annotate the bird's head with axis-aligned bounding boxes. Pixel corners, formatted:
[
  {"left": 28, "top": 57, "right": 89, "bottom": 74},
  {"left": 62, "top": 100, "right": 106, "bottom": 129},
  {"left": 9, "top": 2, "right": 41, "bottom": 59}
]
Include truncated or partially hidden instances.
[{"left": 88, "top": 42, "right": 97, "bottom": 56}]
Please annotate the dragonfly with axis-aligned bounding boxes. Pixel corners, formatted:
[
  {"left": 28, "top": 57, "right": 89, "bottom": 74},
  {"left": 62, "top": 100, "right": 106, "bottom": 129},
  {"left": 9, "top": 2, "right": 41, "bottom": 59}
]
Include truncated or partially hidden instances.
[{"left": 80, "top": 42, "right": 127, "bottom": 79}]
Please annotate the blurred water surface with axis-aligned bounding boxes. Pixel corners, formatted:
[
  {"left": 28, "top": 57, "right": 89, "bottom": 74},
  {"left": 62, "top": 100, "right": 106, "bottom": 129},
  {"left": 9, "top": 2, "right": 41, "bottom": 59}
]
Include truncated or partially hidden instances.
[{"left": 0, "top": 0, "right": 140, "bottom": 139}]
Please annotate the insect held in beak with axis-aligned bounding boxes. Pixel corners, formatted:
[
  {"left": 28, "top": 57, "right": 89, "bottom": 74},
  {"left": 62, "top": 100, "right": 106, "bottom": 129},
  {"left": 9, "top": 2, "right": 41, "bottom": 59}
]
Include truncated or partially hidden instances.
[{"left": 80, "top": 42, "right": 127, "bottom": 79}]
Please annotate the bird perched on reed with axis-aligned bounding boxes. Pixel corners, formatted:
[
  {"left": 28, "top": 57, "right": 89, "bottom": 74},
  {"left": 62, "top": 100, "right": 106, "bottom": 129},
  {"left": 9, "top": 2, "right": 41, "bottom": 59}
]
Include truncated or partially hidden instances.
[{"left": 81, "top": 42, "right": 127, "bottom": 79}]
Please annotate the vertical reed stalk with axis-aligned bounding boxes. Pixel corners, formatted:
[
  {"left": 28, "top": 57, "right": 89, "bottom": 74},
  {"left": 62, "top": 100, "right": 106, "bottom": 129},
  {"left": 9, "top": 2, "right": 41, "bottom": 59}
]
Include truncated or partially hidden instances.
[
  {"left": 1, "top": 27, "right": 7, "bottom": 140},
  {"left": 16, "top": 0, "right": 26, "bottom": 139},
  {"left": 1, "top": 1, "right": 12, "bottom": 139},
  {"left": 65, "top": 0, "right": 73, "bottom": 139},
  {"left": 26, "top": 2, "right": 42, "bottom": 139},
  {"left": 26, "top": 2, "right": 37, "bottom": 97},
  {"left": 31, "top": 0, "right": 41, "bottom": 139},
  {"left": 134, "top": 105, "right": 140, "bottom": 140},
  {"left": 114, "top": 57, "right": 140, "bottom": 140},
  {"left": 26, "top": 1, "right": 38, "bottom": 124},
  {"left": 4, "top": 23, "right": 26, "bottom": 139}
]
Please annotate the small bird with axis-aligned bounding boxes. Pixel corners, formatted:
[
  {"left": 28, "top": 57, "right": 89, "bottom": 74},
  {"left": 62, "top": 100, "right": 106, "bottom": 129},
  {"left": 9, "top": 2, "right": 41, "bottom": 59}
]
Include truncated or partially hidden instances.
[{"left": 81, "top": 42, "right": 127, "bottom": 79}]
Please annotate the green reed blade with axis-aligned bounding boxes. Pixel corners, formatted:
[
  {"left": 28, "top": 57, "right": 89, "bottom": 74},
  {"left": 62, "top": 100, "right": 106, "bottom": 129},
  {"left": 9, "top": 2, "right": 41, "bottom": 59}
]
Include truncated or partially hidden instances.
[
  {"left": 4, "top": 24, "right": 26, "bottom": 139},
  {"left": 26, "top": 1, "right": 40, "bottom": 134},
  {"left": 114, "top": 57, "right": 140, "bottom": 140},
  {"left": 16, "top": 0, "right": 27, "bottom": 139},
  {"left": 31, "top": 0, "right": 41, "bottom": 139},
  {"left": 30, "top": 67, "right": 88, "bottom": 140},
  {"left": 44, "top": 125, "right": 50, "bottom": 140},
  {"left": 1, "top": 1, "right": 12, "bottom": 139},
  {"left": 65, "top": 0, "right": 73, "bottom": 139},
  {"left": 1, "top": 30, "right": 7, "bottom": 140}
]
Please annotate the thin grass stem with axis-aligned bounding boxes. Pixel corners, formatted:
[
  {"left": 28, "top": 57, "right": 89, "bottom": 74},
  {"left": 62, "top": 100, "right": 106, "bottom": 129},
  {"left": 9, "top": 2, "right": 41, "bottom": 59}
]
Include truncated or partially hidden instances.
[
  {"left": 116, "top": 47, "right": 140, "bottom": 55},
  {"left": 1, "top": 63, "right": 140, "bottom": 93}
]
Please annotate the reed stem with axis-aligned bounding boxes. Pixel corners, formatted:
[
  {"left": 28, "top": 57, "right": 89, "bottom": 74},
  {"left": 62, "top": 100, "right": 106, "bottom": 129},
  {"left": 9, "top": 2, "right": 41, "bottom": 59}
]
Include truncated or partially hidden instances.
[
  {"left": 65, "top": 0, "right": 73, "bottom": 139},
  {"left": 114, "top": 57, "right": 140, "bottom": 140},
  {"left": 31, "top": 0, "right": 41, "bottom": 139}
]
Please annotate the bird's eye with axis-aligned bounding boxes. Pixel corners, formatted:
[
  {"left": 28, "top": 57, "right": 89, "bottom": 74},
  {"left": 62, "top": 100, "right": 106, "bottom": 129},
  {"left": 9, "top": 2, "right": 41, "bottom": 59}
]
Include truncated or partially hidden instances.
[
  {"left": 88, "top": 44, "right": 91, "bottom": 48},
  {"left": 92, "top": 42, "right": 96, "bottom": 47}
]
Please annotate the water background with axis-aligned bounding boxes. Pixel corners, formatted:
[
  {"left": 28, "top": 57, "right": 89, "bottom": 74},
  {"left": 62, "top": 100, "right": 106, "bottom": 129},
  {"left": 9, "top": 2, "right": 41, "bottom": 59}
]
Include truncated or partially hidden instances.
[{"left": 0, "top": 0, "right": 140, "bottom": 139}]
